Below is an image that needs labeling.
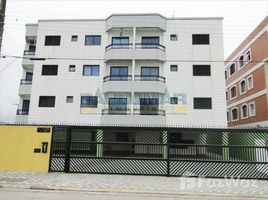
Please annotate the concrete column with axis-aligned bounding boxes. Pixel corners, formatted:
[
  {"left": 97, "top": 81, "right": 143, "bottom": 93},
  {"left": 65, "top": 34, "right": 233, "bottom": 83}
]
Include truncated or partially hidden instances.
[
  {"left": 162, "top": 131, "right": 168, "bottom": 159},
  {"left": 222, "top": 132, "right": 229, "bottom": 161},
  {"left": 131, "top": 59, "right": 135, "bottom": 114},
  {"left": 96, "top": 129, "right": 104, "bottom": 157},
  {"left": 133, "top": 26, "right": 136, "bottom": 49}
]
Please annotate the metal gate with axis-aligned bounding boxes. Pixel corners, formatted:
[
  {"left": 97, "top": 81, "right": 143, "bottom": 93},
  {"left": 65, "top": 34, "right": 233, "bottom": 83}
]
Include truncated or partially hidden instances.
[{"left": 49, "top": 126, "right": 268, "bottom": 179}]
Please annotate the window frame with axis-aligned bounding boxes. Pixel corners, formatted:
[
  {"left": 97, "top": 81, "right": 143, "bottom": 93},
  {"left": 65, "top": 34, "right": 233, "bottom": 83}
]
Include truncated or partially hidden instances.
[
  {"left": 231, "top": 107, "right": 239, "bottom": 121},
  {"left": 230, "top": 85, "right": 237, "bottom": 100},
  {"left": 238, "top": 54, "right": 245, "bottom": 68},
  {"left": 66, "top": 96, "right": 74, "bottom": 103},
  {"left": 241, "top": 103, "right": 248, "bottom": 119},
  {"left": 80, "top": 96, "right": 98, "bottom": 108},
  {"left": 249, "top": 102, "right": 256, "bottom": 117},
  {"left": 83, "top": 65, "right": 100, "bottom": 76},
  {"left": 38, "top": 96, "right": 56, "bottom": 108},
  {"left": 193, "top": 97, "right": 212, "bottom": 110},
  {"left": 41, "top": 65, "right": 58, "bottom": 76},
  {"left": 192, "top": 34, "right": 210, "bottom": 45},
  {"left": 71, "top": 35, "right": 78, "bottom": 42},
  {"left": 170, "top": 65, "right": 178, "bottom": 72},
  {"left": 85, "top": 35, "right": 101, "bottom": 46},
  {"left": 239, "top": 79, "right": 247, "bottom": 95},
  {"left": 193, "top": 65, "right": 211, "bottom": 76},
  {"left": 170, "top": 34, "right": 178, "bottom": 41},
  {"left": 245, "top": 49, "right": 252, "bottom": 64},
  {"left": 247, "top": 75, "right": 254, "bottom": 90},
  {"left": 229, "top": 63, "right": 236, "bottom": 76},
  {"left": 44, "top": 35, "right": 61, "bottom": 46}
]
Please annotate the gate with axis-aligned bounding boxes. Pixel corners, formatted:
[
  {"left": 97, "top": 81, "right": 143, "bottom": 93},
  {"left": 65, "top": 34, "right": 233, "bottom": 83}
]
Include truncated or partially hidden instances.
[{"left": 49, "top": 126, "right": 268, "bottom": 179}]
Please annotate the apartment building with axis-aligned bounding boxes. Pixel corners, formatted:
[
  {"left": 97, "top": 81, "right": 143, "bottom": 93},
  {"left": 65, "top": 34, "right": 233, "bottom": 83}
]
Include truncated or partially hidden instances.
[
  {"left": 225, "top": 16, "right": 268, "bottom": 127},
  {"left": 16, "top": 13, "right": 226, "bottom": 127}
]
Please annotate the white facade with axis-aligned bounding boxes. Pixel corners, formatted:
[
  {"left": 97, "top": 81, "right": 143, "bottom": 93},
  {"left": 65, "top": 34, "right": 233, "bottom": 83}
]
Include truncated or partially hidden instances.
[{"left": 16, "top": 13, "right": 227, "bottom": 127}]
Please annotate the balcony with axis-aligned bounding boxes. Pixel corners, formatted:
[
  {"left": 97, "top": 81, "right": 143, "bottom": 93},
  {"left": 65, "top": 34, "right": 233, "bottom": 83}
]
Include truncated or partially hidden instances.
[
  {"left": 22, "top": 51, "right": 35, "bottom": 67},
  {"left": 133, "top": 109, "right": 166, "bottom": 116},
  {"left": 102, "top": 108, "right": 131, "bottom": 115},
  {"left": 104, "top": 43, "right": 166, "bottom": 61},
  {"left": 19, "top": 79, "right": 32, "bottom": 95}
]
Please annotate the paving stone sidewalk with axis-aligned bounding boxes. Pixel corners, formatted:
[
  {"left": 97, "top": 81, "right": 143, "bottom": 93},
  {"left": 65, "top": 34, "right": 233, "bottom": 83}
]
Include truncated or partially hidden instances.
[{"left": 0, "top": 171, "right": 268, "bottom": 198}]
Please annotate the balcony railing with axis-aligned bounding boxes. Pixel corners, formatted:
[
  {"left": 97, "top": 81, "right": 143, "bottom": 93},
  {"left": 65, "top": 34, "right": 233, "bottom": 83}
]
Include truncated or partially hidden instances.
[
  {"left": 16, "top": 109, "right": 29, "bottom": 115},
  {"left": 20, "top": 79, "right": 32, "bottom": 85},
  {"left": 135, "top": 43, "right": 165, "bottom": 51},
  {"left": 105, "top": 43, "right": 165, "bottom": 51},
  {"left": 103, "top": 75, "right": 132, "bottom": 82},
  {"left": 105, "top": 43, "right": 133, "bottom": 51},
  {"left": 102, "top": 108, "right": 131, "bottom": 115},
  {"left": 23, "top": 50, "right": 35, "bottom": 56},
  {"left": 134, "top": 75, "right": 165, "bottom": 83},
  {"left": 133, "top": 109, "right": 166, "bottom": 116}
]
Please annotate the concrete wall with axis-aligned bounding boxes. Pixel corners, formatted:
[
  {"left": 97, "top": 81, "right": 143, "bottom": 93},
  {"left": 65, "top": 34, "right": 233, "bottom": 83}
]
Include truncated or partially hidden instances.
[{"left": 0, "top": 126, "right": 52, "bottom": 172}]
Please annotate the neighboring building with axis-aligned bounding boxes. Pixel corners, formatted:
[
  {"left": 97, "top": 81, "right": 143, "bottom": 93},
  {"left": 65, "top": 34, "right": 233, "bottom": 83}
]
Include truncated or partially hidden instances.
[
  {"left": 16, "top": 13, "right": 226, "bottom": 127},
  {"left": 225, "top": 16, "right": 268, "bottom": 127},
  {"left": 0, "top": 0, "right": 6, "bottom": 54}
]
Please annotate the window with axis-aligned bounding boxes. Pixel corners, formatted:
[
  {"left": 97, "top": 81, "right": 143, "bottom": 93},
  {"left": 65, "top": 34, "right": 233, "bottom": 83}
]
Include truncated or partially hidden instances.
[
  {"left": 192, "top": 34, "right": 210, "bottom": 45},
  {"left": 227, "top": 111, "right": 230, "bottom": 122},
  {"left": 229, "top": 63, "right": 236, "bottom": 76},
  {"left": 170, "top": 34, "right": 178, "bottom": 41},
  {"left": 81, "top": 96, "right": 98, "bottom": 108},
  {"left": 226, "top": 91, "right": 228, "bottom": 101},
  {"left": 240, "top": 80, "right": 247, "bottom": 94},
  {"left": 112, "top": 37, "right": 129, "bottom": 48},
  {"left": 71, "top": 35, "right": 78, "bottom": 42},
  {"left": 249, "top": 102, "right": 256, "bottom": 116},
  {"left": 28, "top": 45, "right": 36, "bottom": 52},
  {"left": 239, "top": 55, "right": 244, "bottom": 68},
  {"left": 66, "top": 96, "right": 73, "bottom": 103},
  {"left": 45, "top": 36, "right": 61, "bottom": 46},
  {"left": 170, "top": 97, "right": 178, "bottom": 104},
  {"left": 85, "top": 35, "right": 101, "bottom": 45},
  {"left": 42, "top": 65, "right": 58, "bottom": 76},
  {"left": 241, "top": 104, "right": 248, "bottom": 119},
  {"left": 230, "top": 86, "right": 237, "bottom": 99},
  {"left": 140, "top": 98, "right": 159, "bottom": 115},
  {"left": 83, "top": 65, "right": 99, "bottom": 76},
  {"left": 25, "top": 72, "right": 33, "bottom": 81},
  {"left": 193, "top": 98, "right": 212, "bottom": 109},
  {"left": 39, "top": 96, "right": 56, "bottom": 107},
  {"left": 225, "top": 71, "right": 228, "bottom": 80},
  {"left": 193, "top": 65, "right": 211, "bottom": 76},
  {"left": 245, "top": 50, "right": 251, "bottom": 63},
  {"left": 141, "top": 67, "right": 159, "bottom": 76},
  {"left": 170, "top": 65, "right": 178, "bottom": 72},
  {"left": 69, "top": 65, "right": 76, "bottom": 72},
  {"left": 141, "top": 37, "right": 159, "bottom": 44},
  {"left": 247, "top": 76, "right": 254, "bottom": 89},
  {"left": 231, "top": 108, "right": 238, "bottom": 121},
  {"left": 108, "top": 98, "right": 128, "bottom": 114}
]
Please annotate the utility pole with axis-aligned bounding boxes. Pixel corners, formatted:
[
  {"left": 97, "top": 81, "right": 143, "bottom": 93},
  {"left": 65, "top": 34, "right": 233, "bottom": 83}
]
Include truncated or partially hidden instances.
[{"left": 0, "top": 0, "right": 7, "bottom": 55}]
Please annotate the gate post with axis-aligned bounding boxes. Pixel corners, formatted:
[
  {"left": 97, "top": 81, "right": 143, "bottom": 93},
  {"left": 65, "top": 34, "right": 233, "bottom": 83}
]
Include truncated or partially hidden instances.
[
  {"left": 162, "top": 130, "right": 170, "bottom": 176},
  {"left": 222, "top": 132, "right": 229, "bottom": 161},
  {"left": 96, "top": 129, "right": 104, "bottom": 157},
  {"left": 64, "top": 127, "right": 72, "bottom": 173}
]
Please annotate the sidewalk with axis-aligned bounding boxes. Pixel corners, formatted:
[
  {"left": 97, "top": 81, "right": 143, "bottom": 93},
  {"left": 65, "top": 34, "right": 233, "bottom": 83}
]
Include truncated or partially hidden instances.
[{"left": 0, "top": 171, "right": 268, "bottom": 198}]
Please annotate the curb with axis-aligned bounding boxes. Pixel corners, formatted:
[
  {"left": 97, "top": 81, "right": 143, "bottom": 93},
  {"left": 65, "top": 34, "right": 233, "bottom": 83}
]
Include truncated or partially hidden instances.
[{"left": 1, "top": 184, "right": 268, "bottom": 199}]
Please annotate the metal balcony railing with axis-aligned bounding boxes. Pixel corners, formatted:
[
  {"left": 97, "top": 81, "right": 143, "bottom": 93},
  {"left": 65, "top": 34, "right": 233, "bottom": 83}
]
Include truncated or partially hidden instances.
[
  {"left": 135, "top": 43, "right": 165, "bottom": 51},
  {"left": 133, "top": 109, "right": 166, "bottom": 116},
  {"left": 102, "top": 108, "right": 131, "bottom": 115},
  {"left": 103, "top": 75, "right": 132, "bottom": 82},
  {"left": 23, "top": 50, "right": 36, "bottom": 56},
  {"left": 20, "top": 79, "right": 32, "bottom": 85},
  {"left": 16, "top": 109, "right": 29, "bottom": 115},
  {"left": 105, "top": 43, "right": 133, "bottom": 51},
  {"left": 134, "top": 75, "right": 166, "bottom": 83}
]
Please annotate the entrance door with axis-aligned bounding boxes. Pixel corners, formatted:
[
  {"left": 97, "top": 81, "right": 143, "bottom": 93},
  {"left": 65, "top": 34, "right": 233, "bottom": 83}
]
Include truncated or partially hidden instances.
[
  {"left": 141, "top": 37, "right": 159, "bottom": 48},
  {"left": 112, "top": 37, "right": 129, "bottom": 48},
  {"left": 110, "top": 67, "right": 128, "bottom": 81},
  {"left": 141, "top": 67, "right": 159, "bottom": 81},
  {"left": 108, "top": 98, "right": 128, "bottom": 115}
]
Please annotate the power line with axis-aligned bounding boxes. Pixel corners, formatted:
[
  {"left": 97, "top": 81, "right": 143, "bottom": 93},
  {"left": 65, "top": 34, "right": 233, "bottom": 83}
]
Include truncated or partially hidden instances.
[
  {"left": 0, "top": 58, "right": 18, "bottom": 74},
  {"left": 0, "top": 54, "right": 265, "bottom": 63}
]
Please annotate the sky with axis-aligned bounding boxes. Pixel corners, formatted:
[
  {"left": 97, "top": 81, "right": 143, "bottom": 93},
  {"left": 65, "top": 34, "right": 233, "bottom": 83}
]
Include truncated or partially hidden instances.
[{"left": 0, "top": 0, "right": 267, "bottom": 121}]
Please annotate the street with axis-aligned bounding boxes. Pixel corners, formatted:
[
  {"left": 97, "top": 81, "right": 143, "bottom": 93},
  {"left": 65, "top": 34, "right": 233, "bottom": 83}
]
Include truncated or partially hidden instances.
[{"left": 0, "top": 188, "right": 264, "bottom": 200}]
